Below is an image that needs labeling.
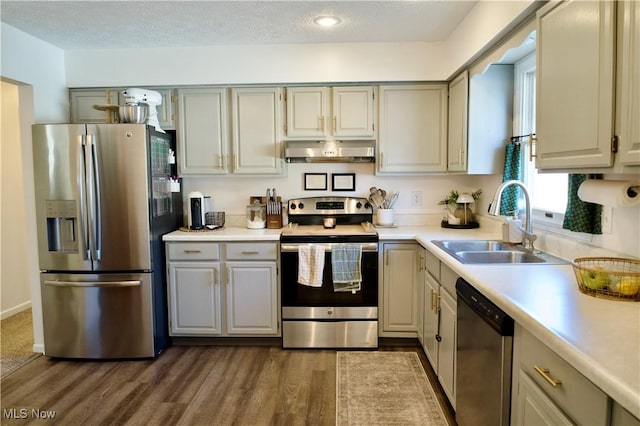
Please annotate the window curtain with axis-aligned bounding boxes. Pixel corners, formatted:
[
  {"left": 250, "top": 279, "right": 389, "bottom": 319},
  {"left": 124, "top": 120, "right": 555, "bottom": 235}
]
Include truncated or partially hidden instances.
[
  {"left": 499, "top": 142, "right": 523, "bottom": 215},
  {"left": 562, "top": 174, "right": 603, "bottom": 234}
]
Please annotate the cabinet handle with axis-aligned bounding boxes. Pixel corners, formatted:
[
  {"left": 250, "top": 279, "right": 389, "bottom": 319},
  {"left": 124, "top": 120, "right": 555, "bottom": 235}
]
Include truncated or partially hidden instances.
[
  {"left": 458, "top": 147, "right": 464, "bottom": 165},
  {"left": 333, "top": 116, "right": 337, "bottom": 133},
  {"left": 217, "top": 154, "right": 223, "bottom": 168},
  {"left": 528, "top": 133, "right": 537, "bottom": 162},
  {"left": 430, "top": 290, "right": 437, "bottom": 311},
  {"left": 319, "top": 116, "right": 325, "bottom": 131},
  {"left": 241, "top": 251, "right": 260, "bottom": 255},
  {"left": 183, "top": 249, "right": 201, "bottom": 254},
  {"left": 533, "top": 365, "right": 563, "bottom": 388}
]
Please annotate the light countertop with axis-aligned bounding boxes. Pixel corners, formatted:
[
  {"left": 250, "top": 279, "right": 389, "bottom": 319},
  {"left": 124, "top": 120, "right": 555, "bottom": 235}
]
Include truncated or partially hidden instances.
[{"left": 163, "top": 225, "right": 640, "bottom": 418}]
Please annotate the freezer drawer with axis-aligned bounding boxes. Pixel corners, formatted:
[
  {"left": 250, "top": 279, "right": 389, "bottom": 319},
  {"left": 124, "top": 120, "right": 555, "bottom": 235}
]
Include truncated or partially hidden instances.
[{"left": 41, "top": 273, "right": 155, "bottom": 359}]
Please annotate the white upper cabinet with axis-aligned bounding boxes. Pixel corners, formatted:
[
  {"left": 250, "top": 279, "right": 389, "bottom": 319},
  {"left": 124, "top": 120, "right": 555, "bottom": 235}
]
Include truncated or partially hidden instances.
[
  {"left": 536, "top": 0, "right": 616, "bottom": 169},
  {"left": 285, "top": 86, "right": 375, "bottom": 139},
  {"left": 447, "top": 71, "right": 468, "bottom": 172},
  {"left": 617, "top": 1, "right": 640, "bottom": 166},
  {"left": 378, "top": 84, "right": 448, "bottom": 174},
  {"left": 70, "top": 89, "right": 120, "bottom": 123},
  {"left": 286, "top": 87, "right": 329, "bottom": 138},
  {"left": 332, "top": 86, "right": 375, "bottom": 138},
  {"left": 230, "top": 87, "right": 283, "bottom": 175},
  {"left": 177, "top": 88, "right": 229, "bottom": 175}
]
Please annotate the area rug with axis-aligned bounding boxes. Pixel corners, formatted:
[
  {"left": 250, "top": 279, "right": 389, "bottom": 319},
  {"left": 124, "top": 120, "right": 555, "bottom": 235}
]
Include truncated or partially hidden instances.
[
  {"left": 336, "top": 351, "right": 448, "bottom": 426},
  {"left": 1, "top": 309, "right": 40, "bottom": 379}
]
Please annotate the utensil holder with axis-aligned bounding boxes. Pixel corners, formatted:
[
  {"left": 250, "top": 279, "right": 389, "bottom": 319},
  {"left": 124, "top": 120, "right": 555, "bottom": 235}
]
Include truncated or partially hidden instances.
[{"left": 250, "top": 196, "right": 283, "bottom": 229}]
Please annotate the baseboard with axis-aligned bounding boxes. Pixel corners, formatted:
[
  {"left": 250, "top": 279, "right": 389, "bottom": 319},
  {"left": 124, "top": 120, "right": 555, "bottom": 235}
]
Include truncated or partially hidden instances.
[
  {"left": 33, "top": 343, "right": 45, "bottom": 354},
  {"left": 1, "top": 300, "right": 32, "bottom": 320}
]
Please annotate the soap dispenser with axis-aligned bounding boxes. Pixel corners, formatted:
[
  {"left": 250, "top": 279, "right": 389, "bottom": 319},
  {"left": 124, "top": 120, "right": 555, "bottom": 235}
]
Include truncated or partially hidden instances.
[{"left": 502, "top": 213, "right": 523, "bottom": 243}]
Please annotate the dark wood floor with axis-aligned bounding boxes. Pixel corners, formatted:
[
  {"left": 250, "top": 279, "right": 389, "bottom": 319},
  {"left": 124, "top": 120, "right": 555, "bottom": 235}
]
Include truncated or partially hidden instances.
[{"left": 1, "top": 341, "right": 455, "bottom": 425}]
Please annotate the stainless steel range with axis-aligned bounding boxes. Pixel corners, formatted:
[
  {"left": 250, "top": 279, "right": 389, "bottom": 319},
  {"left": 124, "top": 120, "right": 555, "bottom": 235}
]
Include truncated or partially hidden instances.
[{"left": 280, "top": 196, "right": 379, "bottom": 348}]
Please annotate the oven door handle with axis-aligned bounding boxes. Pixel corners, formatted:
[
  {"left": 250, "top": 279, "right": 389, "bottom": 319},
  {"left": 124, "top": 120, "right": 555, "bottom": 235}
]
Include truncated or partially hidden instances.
[{"left": 280, "top": 242, "right": 378, "bottom": 253}]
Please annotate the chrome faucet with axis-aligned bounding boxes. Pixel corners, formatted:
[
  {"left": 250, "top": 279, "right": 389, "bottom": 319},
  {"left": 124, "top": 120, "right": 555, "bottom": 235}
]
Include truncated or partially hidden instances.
[{"left": 488, "top": 180, "right": 537, "bottom": 250}]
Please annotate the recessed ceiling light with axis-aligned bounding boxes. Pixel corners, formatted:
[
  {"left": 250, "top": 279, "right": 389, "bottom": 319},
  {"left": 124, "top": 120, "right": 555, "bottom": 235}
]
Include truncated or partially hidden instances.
[{"left": 313, "top": 16, "right": 341, "bottom": 27}]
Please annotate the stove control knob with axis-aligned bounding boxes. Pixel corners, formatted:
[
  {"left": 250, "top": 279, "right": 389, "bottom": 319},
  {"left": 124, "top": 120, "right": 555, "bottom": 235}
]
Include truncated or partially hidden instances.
[
  {"left": 298, "top": 203, "right": 304, "bottom": 210},
  {"left": 290, "top": 203, "right": 296, "bottom": 210},
  {"left": 364, "top": 202, "right": 371, "bottom": 209},
  {"left": 356, "top": 202, "right": 362, "bottom": 209}
]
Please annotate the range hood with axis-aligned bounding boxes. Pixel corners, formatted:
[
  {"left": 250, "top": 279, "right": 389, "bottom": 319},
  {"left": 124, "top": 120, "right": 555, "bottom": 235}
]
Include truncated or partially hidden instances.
[{"left": 284, "top": 140, "right": 375, "bottom": 163}]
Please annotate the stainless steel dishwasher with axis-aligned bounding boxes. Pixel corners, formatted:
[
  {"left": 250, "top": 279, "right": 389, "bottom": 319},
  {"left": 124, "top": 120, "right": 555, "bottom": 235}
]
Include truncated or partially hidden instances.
[{"left": 455, "top": 278, "right": 514, "bottom": 426}]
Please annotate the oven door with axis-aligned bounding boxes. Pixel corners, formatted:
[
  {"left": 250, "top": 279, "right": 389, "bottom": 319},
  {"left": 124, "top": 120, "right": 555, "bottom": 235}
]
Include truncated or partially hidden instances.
[{"left": 280, "top": 242, "right": 378, "bottom": 309}]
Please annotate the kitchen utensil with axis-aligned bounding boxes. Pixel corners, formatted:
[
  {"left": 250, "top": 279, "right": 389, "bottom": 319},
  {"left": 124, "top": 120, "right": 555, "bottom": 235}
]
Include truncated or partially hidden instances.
[
  {"left": 119, "top": 105, "right": 148, "bottom": 123},
  {"left": 369, "top": 192, "right": 384, "bottom": 208},
  {"left": 387, "top": 192, "right": 399, "bottom": 208}
]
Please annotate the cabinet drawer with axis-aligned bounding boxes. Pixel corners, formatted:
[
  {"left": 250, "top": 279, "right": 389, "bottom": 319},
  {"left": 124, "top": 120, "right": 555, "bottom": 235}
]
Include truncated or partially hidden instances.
[
  {"left": 226, "top": 243, "right": 278, "bottom": 260},
  {"left": 519, "top": 328, "right": 609, "bottom": 425},
  {"left": 424, "top": 249, "right": 440, "bottom": 281},
  {"left": 440, "top": 263, "right": 458, "bottom": 298},
  {"left": 167, "top": 243, "right": 220, "bottom": 261}
]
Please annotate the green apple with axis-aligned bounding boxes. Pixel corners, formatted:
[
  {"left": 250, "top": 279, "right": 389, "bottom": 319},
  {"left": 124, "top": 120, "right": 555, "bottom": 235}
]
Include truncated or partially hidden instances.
[{"left": 582, "top": 267, "right": 610, "bottom": 290}]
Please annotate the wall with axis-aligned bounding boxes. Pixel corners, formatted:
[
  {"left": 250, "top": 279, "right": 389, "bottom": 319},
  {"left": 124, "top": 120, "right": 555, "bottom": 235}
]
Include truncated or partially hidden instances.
[
  {"left": 0, "top": 23, "right": 68, "bottom": 123},
  {"left": 0, "top": 82, "right": 31, "bottom": 317},
  {"left": 182, "top": 164, "right": 501, "bottom": 226},
  {"left": 63, "top": 2, "right": 537, "bottom": 88}
]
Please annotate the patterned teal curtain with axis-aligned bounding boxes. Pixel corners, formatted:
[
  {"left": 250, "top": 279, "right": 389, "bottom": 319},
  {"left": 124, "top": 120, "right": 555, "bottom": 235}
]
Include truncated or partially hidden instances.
[
  {"left": 562, "top": 174, "right": 603, "bottom": 234},
  {"left": 499, "top": 142, "right": 523, "bottom": 215}
]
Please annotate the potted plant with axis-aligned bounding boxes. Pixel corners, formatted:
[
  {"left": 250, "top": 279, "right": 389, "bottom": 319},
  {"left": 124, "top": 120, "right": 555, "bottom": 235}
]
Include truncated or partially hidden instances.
[{"left": 438, "top": 189, "right": 482, "bottom": 225}]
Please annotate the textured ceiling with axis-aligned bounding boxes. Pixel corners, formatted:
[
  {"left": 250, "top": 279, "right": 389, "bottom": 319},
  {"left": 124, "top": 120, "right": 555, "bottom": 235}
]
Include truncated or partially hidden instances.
[{"left": 0, "top": 1, "right": 477, "bottom": 50}]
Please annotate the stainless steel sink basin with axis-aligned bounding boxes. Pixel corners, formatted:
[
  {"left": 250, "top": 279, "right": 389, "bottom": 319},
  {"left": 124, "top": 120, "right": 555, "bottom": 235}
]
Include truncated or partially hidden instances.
[
  {"left": 431, "top": 240, "right": 568, "bottom": 265},
  {"left": 434, "top": 240, "right": 512, "bottom": 252},
  {"left": 455, "top": 250, "right": 545, "bottom": 263}
]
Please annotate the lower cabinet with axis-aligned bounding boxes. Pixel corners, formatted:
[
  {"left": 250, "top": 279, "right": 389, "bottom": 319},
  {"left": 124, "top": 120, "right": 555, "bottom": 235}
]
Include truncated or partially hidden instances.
[
  {"left": 380, "top": 243, "right": 421, "bottom": 336},
  {"left": 421, "top": 246, "right": 457, "bottom": 408},
  {"left": 168, "top": 261, "right": 222, "bottom": 335},
  {"left": 511, "top": 324, "right": 609, "bottom": 426},
  {"left": 167, "top": 241, "right": 279, "bottom": 337}
]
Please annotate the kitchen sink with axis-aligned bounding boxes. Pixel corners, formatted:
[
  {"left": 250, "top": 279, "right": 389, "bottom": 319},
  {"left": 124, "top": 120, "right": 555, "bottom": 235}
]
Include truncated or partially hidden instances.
[
  {"left": 431, "top": 240, "right": 568, "bottom": 265},
  {"left": 454, "top": 250, "right": 545, "bottom": 263}
]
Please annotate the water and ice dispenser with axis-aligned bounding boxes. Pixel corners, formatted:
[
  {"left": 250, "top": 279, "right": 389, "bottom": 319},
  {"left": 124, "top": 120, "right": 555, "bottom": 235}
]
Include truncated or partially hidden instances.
[{"left": 45, "top": 200, "right": 78, "bottom": 253}]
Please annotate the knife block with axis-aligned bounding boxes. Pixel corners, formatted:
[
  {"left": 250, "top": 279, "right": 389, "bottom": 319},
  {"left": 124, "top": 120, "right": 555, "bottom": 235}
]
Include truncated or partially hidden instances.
[{"left": 250, "top": 196, "right": 283, "bottom": 229}]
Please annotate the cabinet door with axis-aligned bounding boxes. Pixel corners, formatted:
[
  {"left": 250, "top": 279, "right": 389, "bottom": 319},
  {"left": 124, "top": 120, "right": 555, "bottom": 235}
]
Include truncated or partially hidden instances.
[
  {"left": 448, "top": 71, "right": 468, "bottom": 172},
  {"left": 514, "top": 370, "right": 573, "bottom": 426},
  {"left": 378, "top": 84, "right": 448, "bottom": 173},
  {"left": 332, "top": 86, "right": 375, "bottom": 138},
  {"left": 286, "top": 87, "right": 329, "bottom": 138},
  {"left": 231, "top": 88, "right": 283, "bottom": 175},
  {"left": 168, "top": 261, "right": 221, "bottom": 335},
  {"left": 70, "top": 89, "right": 120, "bottom": 123},
  {"left": 536, "top": 0, "right": 616, "bottom": 169},
  {"left": 226, "top": 262, "right": 278, "bottom": 335},
  {"left": 617, "top": 1, "right": 640, "bottom": 165},
  {"left": 177, "top": 88, "right": 229, "bottom": 174},
  {"left": 438, "top": 288, "right": 457, "bottom": 407},
  {"left": 423, "top": 272, "right": 440, "bottom": 370},
  {"left": 382, "top": 244, "right": 420, "bottom": 334}
]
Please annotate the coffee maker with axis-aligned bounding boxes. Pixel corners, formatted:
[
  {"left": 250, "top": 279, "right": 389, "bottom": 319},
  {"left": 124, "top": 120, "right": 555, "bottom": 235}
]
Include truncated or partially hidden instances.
[{"left": 187, "top": 191, "right": 205, "bottom": 230}]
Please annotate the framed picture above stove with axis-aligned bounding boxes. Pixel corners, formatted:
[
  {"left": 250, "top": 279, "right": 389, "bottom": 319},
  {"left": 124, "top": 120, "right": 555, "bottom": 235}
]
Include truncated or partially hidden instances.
[
  {"left": 304, "top": 173, "right": 327, "bottom": 191},
  {"left": 331, "top": 173, "right": 356, "bottom": 191}
]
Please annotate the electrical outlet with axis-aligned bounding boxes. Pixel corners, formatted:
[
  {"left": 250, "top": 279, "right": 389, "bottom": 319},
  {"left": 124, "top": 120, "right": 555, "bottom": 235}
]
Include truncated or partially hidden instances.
[
  {"left": 411, "top": 191, "right": 422, "bottom": 207},
  {"left": 601, "top": 206, "right": 613, "bottom": 234}
]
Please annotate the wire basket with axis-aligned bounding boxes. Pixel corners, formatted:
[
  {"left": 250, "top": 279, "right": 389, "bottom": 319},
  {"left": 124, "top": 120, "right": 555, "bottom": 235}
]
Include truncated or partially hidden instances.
[
  {"left": 205, "top": 211, "right": 225, "bottom": 228},
  {"left": 572, "top": 257, "right": 640, "bottom": 301}
]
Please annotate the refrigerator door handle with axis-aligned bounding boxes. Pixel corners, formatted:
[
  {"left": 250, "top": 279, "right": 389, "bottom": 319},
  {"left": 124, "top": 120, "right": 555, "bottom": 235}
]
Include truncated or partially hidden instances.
[
  {"left": 78, "top": 134, "right": 91, "bottom": 260},
  {"left": 86, "top": 134, "right": 102, "bottom": 261},
  {"left": 44, "top": 279, "right": 142, "bottom": 288}
]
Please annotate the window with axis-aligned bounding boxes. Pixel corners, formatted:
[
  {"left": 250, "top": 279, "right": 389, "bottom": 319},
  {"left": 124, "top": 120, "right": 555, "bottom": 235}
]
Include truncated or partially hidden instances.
[{"left": 514, "top": 52, "right": 567, "bottom": 226}]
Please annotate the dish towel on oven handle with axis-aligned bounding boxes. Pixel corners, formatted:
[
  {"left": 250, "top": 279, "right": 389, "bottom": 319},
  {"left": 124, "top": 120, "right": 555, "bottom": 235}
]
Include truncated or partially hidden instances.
[
  {"left": 297, "top": 244, "right": 325, "bottom": 287},
  {"left": 331, "top": 243, "right": 362, "bottom": 293}
]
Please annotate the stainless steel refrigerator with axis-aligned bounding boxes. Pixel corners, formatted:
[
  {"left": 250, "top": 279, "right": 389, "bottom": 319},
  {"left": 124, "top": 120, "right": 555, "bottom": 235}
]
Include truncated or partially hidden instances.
[{"left": 32, "top": 124, "right": 182, "bottom": 359}]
